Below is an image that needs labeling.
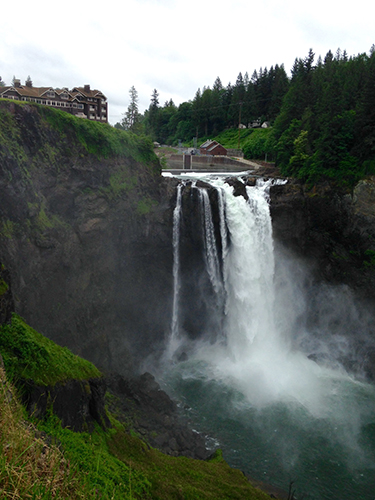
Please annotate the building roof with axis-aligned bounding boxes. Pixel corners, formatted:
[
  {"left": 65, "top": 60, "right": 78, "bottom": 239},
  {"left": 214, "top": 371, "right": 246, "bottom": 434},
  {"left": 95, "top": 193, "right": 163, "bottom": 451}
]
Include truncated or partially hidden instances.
[
  {"left": 0, "top": 83, "right": 106, "bottom": 101},
  {"left": 200, "top": 140, "right": 218, "bottom": 149},
  {"left": 0, "top": 86, "right": 60, "bottom": 97},
  {"left": 207, "top": 143, "right": 227, "bottom": 152},
  {"left": 72, "top": 86, "right": 106, "bottom": 100}
]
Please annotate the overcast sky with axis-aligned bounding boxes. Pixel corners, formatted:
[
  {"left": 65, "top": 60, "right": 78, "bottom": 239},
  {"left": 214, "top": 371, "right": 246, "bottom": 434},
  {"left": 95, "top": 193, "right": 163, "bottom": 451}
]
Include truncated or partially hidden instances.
[{"left": 1, "top": 0, "right": 373, "bottom": 125}]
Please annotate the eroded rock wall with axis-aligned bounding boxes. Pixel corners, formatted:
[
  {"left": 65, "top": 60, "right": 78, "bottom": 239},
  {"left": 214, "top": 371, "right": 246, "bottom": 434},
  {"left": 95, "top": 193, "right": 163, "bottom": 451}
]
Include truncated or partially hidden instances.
[
  {"left": 0, "top": 101, "right": 177, "bottom": 375},
  {"left": 270, "top": 178, "right": 375, "bottom": 302}
]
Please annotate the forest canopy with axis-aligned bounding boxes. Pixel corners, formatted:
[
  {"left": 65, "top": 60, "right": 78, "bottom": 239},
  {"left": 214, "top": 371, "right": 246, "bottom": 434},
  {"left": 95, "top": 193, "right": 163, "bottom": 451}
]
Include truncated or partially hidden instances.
[{"left": 117, "top": 46, "right": 375, "bottom": 186}]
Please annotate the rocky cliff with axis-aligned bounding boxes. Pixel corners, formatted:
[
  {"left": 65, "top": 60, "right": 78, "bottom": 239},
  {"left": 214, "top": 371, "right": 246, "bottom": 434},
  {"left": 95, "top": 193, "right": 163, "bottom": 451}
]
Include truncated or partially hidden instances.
[
  {"left": 0, "top": 100, "right": 177, "bottom": 375},
  {"left": 270, "top": 178, "right": 375, "bottom": 302},
  {"left": 269, "top": 177, "right": 375, "bottom": 380}
]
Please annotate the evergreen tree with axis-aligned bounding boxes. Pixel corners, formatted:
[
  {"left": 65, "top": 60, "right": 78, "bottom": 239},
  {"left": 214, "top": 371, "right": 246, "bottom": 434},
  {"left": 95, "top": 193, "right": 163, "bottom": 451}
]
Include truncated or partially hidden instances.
[
  {"left": 211, "top": 77, "right": 226, "bottom": 134},
  {"left": 354, "top": 51, "right": 375, "bottom": 167},
  {"left": 146, "top": 88, "right": 160, "bottom": 139},
  {"left": 192, "top": 88, "right": 204, "bottom": 138},
  {"left": 122, "top": 86, "right": 140, "bottom": 132},
  {"left": 157, "top": 99, "right": 177, "bottom": 144},
  {"left": 201, "top": 87, "right": 212, "bottom": 136}
]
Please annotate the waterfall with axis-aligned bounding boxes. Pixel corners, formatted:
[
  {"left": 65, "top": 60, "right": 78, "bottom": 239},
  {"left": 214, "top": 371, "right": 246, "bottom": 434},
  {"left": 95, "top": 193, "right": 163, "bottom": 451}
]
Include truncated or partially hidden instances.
[
  {"left": 169, "top": 183, "right": 183, "bottom": 353},
  {"left": 163, "top": 172, "right": 375, "bottom": 500},
  {"left": 197, "top": 187, "right": 225, "bottom": 306},
  {"left": 219, "top": 179, "right": 276, "bottom": 351}
]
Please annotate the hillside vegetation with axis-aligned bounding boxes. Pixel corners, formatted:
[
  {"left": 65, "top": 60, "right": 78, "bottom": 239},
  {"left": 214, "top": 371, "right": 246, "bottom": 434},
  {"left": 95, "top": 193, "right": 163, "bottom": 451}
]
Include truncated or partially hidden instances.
[
  {"left": 0, "top": 313, "right": 273, "bottom": 500},
  {"left": 129, "top": 46, "right": 375, "bottom": 187}
]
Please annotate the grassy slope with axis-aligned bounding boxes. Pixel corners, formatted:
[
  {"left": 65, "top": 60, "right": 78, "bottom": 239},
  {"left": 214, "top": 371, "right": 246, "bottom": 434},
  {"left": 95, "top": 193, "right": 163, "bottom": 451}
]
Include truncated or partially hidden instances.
[
  {"left": 193, "top": 127, "right": 272, "bottom": 162},
  {"left": 0, "top": 314, "right": 101, "bottom": 385},
  {"left": 0, "top": 316, "right": 272, "bottom": 500}
]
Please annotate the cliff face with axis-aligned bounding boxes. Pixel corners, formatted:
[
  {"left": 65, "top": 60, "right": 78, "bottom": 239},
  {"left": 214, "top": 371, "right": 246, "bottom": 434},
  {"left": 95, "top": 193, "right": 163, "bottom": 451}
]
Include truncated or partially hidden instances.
[
  {"left": 270, "top": 179, "right": 375, "bottom": 301},
  {"left": 0, "top": 101, "right": 177, "bottom": 375},
  {"left": 270, "top": 179, "right": 375, "bottom": 380}
]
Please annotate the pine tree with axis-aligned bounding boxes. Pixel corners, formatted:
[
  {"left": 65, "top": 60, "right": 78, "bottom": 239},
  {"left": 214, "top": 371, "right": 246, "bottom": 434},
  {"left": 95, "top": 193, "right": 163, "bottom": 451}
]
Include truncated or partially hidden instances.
[
  {"left": 147, "top": 89, "right": 160, "bottom": 138},
  {"left": 122, "top": 86, "right": 140, "bottom": 132}
]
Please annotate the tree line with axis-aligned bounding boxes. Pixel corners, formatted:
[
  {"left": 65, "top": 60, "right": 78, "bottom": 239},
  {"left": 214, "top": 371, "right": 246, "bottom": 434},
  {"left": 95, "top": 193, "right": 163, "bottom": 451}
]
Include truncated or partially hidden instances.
[
  {"left": 117, "top": 45, "right": 375, "bottom": 185},
  {"left": 116, "top": 65, "right": 289, "bottom": 144}
]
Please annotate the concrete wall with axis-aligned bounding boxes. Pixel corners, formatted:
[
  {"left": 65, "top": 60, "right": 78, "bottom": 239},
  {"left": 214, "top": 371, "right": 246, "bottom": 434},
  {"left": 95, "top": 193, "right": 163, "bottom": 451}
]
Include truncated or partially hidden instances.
[{"left": 166, "top": 154, "right": 244, "bottom": 170}]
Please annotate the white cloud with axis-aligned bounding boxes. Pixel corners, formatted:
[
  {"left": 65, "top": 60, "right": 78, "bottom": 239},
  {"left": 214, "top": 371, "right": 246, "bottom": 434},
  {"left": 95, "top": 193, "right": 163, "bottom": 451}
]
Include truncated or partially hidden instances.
[{"left": 0, "top": 0, "right": 373, "bottom": 124}]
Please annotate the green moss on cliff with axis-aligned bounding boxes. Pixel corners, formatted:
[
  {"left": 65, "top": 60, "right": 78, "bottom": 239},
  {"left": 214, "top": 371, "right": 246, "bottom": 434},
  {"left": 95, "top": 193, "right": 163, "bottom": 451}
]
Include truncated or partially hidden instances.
[
  {"left": 0, "top": 314, "right": 101, "bottom": 385},
  {"left": 0, "top": 220, "right": 19, "bottom": 239},
  {"left": 0, "top": 106, "right": 28, "bottom": 166},
  {"left": 0, "top": 99, "right": 161, "bottom": 178},
  {"left": 137, "top": 197, "right": 158, "bottom": 215},
  {"left": 38, "top": 104, "right": 159, "bottom": 168},
  {"left": 105, "top": 171, "right": 138, "bottom": 199},
  {"left": 0, "top": 278, "right": 8, "bottom": 296}
]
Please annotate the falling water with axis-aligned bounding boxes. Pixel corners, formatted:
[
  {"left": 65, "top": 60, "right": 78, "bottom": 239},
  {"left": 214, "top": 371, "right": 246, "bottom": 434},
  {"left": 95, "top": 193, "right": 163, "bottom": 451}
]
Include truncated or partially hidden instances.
[
  {"left": 197, "top": 187, "right": 225, "bottom": 307},
  {"left": 162, "top": 174, "right": 375, "bottom": 500},
  {"left": 169, "top": 183, "right": 183, "bottom": 354}
]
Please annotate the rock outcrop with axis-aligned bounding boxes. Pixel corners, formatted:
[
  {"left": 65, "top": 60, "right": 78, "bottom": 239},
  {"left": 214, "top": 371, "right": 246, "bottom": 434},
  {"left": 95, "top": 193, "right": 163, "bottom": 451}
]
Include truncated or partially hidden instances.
[
  {"left": 106, "top": 372, "right": 210, "bottom": 459},
  {"left": 269, "top": 178, "right": 375, "bottom": 302},
  {"left": 269, "top": 178, "right": 375, "bottom": 381},
  {"left": 21, "top": 377, "right": 110, "bottom": 432},
  {"left": 0, "top": 101, "right": 176, "bottom": 375}
]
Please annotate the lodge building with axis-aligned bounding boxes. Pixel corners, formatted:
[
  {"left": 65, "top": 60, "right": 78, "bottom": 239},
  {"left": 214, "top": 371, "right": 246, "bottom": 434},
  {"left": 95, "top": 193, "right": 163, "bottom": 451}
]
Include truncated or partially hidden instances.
[{"left": 0, "top": 79, "right": 108, "bottom": 123}]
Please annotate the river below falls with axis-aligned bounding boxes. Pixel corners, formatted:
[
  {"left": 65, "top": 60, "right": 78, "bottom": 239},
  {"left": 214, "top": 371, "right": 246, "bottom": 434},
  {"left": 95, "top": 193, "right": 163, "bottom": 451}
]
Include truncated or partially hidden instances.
[{"left": 160, "top": 359, "right": 375, "bottom": 500}]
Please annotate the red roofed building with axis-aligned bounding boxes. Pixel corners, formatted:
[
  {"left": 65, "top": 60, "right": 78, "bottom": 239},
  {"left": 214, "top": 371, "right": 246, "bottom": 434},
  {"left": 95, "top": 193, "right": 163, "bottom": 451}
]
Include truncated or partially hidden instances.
[{"left": 199, "top": 140, "right": 227, "bottom": 156}]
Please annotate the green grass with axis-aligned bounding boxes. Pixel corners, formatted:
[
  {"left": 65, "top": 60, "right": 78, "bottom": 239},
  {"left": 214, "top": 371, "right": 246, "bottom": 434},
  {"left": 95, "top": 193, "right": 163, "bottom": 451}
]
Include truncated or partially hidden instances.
[
  {"left": 36, "top": 415, "right": 151, "bottom": 499},
  {"left": 102, "top": 171, "right": 138, "bottom": 200},
  {"left": 35, "top": 412, "right": 272, "bottom": 500},
  {"left": 0, "top": 366, "right": 87, "bottom": 499},
  {"left": 107, "top": 426, "right": 271, "bottom": 500},
  {"left": 193, "top": 128, "right": 273, "bottom": 162},
  {"left": 213, "top": 128, "right": 254, "bottom": 149},
  {"left": 0, "top": 314, "right": 101, "bottom": 385},
  {"left": 137, "top": 197, "right": 157, "bottom": 215},
  {"left": 0, "top": 313, "right": 274, "bottom": 499},
  {"left": 39, "top": 104, "right": 159, "bottom": 168}
]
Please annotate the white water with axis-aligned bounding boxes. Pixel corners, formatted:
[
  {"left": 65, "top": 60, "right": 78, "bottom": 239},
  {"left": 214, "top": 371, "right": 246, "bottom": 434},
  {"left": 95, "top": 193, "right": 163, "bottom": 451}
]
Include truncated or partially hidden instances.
[
  {"left": 169, "top": 183, "right": 183, "bottom": 356},
  {"left": 198, "top": 188, "right": 224, "bottom": 298},
  {"left": 163, "top": 174, "right": 375, "bottom": 499}
]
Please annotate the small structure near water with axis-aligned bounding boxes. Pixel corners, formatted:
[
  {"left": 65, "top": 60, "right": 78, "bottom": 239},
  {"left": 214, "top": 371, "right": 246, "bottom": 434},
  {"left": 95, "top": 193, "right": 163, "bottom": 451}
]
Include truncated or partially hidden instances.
[{"left": 199, "top": 140, "right": 227, "bottom": 156}]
